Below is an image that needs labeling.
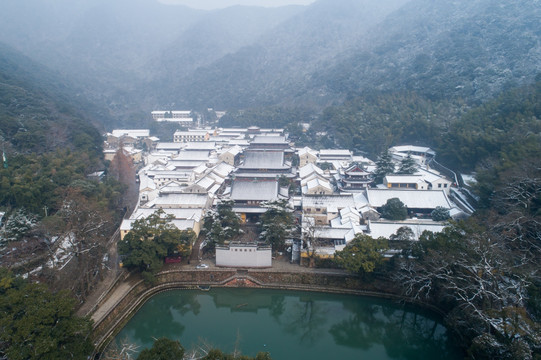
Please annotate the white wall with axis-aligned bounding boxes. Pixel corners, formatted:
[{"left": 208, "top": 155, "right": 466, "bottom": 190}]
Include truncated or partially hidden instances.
[{"left": 216, "top": 245, "right": 272, "bottom": 268}]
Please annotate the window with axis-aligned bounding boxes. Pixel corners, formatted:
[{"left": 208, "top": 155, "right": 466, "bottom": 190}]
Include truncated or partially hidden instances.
[
  {"left": 444, "top": 184, "right": 448, "bottom": 188},
  {"left": 438, "top": 184, "right": 442, "bottom": 188}
]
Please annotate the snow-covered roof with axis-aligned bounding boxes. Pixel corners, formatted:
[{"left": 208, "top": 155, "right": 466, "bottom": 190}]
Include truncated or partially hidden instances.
[
  {"left": 366, "top": 189, "right": 452, "bottom": 209},
  {"left": 111, "top": 129, "right": 150, "bottom": 138},
  {"left": 139, "top": 173, "right": 157, "bottom": 191},
  {"left": 230, "top": 180, "right": 279, "bottom": 201},
  {"left": 195, "top": 176, "right": 216, "bottom": 190},
  {"left": 148, "top": 193, "right": 211, "bottom": 207},
  {"left": 340, "top": 207, "right": 361, "bottom": 221},
  {"left": 390, "top": 145, "right": 435, "bottom": 156},
  {"left": 415, "top": 168, "right": 452, "bottom": 184},
  {"left": 175, "top": 151, "right": 211, "bottom": 161},
  {"left": 251, "top": 135, "right": 288, "bottom": 144},
  {"left": 298, "top": 147, "right": 318, "bottom": 157},
  {"left": 167, "top": 160, "right": 206, "bottom": 169},
  {"left": 299, "top": 163, "right": 324, "bottom": 178},
  {"left": 129, "top": 207, "right": 204, "bottom": 222},
  {"left": 301, "top": 173, "right": 329, "bottom": 187},
  {"left": 367, "top": 220, "right": 446, "bottom": 239},
  {"left": 228, "top": 139, "right": 250, "bottom": 147},
  {"left": 241, "top": 151, "right": 286, "bottom": 169},
  {"left": 184, "top": 142, "right": 217, "bottom": 151},
  {"left": 302, "top": 194, "right": 355, "bottom": 209},
  {"left": 174, "top": 130, "right": 209, "bottom": 136},
  {"left": 221, "top": 145, "right": 242, "bottom": 157},
  {"left": 212, "top": 162, "right": 235, "bottom": 178},
  {"left": 305, "top": 178, "right": 332, "bottom": 192},
  {"left": 384, "top": 175, "right": 426, "bottom": 184},
  {"left": 319, "top": 149, "right": 352, "bottom": 158}
]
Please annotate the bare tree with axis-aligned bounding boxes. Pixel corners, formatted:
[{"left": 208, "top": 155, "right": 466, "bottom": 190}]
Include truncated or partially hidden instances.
[
  {"left": 393, "top": 223, "right": 537, "bottom": 357},
  {"left": 48, "top": 189, "right": 113, "bottom": 301}
]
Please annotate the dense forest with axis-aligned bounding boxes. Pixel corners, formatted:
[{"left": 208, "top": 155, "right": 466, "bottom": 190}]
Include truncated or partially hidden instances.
[{"left": 0, "top": 43, "right": 129, "bottom": 306}]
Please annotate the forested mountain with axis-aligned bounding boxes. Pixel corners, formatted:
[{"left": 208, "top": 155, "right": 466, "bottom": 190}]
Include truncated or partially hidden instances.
[
  {"left": 316, "top": 75, "right": 541, "bottom": 174},
  {"left": 1, "top": 0, "right": 539, "bottom": 120},
  {"left": 163, "top": 0, "right": 409, "bottom": 108},
  {"left": 317, "top": 0, "right": 541, "bottom": 102},
  {"left": 0, "top": 43, "right": 127, "bottom": 302},
  {"left": 0, "top": 42, "right": 102, "bottom": 155},
  {"left": 153, "top": 5, "right": 305, "bottom": 82},
  {"left": 156, "top": 0, "right": 541, "bottom": 109},
  {"left": 0, "top": 0, "right": 302, "bottom": 116}
]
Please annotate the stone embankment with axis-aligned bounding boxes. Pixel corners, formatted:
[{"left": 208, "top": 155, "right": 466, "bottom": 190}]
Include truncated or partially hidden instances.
[{"left": 90, "top": 265, "right": 408, "bottom": 355}]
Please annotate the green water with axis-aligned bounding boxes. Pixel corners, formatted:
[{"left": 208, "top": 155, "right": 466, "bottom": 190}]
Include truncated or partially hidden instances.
[{"left": 113, "top": 288, "right": 462, "bottom": 359}]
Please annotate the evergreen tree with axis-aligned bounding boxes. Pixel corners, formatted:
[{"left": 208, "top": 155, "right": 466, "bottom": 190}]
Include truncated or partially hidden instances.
[
  {"left": 381, "top": 198, "right": 408, "bottom": 220},
  {"left": 431, "top": 206, "right": 451, "bottom": 221},
  {"left": 0, "top": 268, "right": 94, "bottom": 360},
  {"left": 118, "top": 209, "right": 195, "bottom": 279},
  {"left": 259, "top": 199, "right": 296, "bottom": 253},
  {"left": 137, "top": 338, "right": 184, "bottom": 360},
  {"left": 373, "top": 150, "right": 395, "bottom": 184},
  {"left": 334, "top": 234, "right": 388, "bottom": 274},
  {"left": 202, "top": 200, "right": 241, "bottom": 250},
  {"left": 397, "top": 153, "right": 418, "bottom": 174}
]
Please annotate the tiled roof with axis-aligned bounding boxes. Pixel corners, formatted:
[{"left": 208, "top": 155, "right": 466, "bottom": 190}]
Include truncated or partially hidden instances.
[
  {"left": 231, "top": 180, "right": 279, "bottom": 201},
  {"left": 366, "top": 189, "right": 451, "bottom": 209}
]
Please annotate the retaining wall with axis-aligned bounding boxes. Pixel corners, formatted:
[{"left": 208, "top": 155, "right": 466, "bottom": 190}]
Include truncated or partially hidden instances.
[{"left": 91, "top": 268, "right": 438, "bottom": 356}]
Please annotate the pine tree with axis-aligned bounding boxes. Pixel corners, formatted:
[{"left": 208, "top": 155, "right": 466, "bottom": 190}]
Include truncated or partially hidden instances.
[
  {"left": 373, "top": 150, "right": 395, "bottom": 184},
  {"left": 397, "top": 153, "right": 418, "bottom": 174}
]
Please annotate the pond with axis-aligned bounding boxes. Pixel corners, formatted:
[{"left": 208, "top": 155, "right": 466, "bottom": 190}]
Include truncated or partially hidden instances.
[{"left": 113, "top": 288, "right": 462, "bottom": 359}]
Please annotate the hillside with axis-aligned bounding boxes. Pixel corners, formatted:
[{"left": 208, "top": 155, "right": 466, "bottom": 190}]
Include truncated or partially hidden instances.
[
  {"left": 1, "top": 0, "right": 539, "bottom": 119},
  {"left": 0, "top": 42, "right": 102, "bottom": 155},
  {"left": 317, "top": 0, "right": 541, "bottom": 102},
  {"left": 0, "top": 43, "right": 127, "bottom": 303},
  {"left": 164, "top": 0, "right": 409, "bottom": 109},
  {"left": 181, "top": 0, "right": 541, "bottom": 108},
  {"left": 315, "top": 75, "right": 541, "bottom": 176}
]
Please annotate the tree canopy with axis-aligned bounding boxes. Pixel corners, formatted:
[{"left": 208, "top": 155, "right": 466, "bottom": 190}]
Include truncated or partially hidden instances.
[
  {"left": 202, "top": 200, "right": 241, "bottom": 250},
  {"left": 119, "top": 209, "right": 195, "bottom": 279},
  {"left": 431, "top": 206, "right": 451, "bottom": 222},
  {"left": 381, "top": 198, "right": 408, "bottom": 221},
  {"left": 373, "top": 150, "right": 395, "bottom": 184},
  {"left": 334, "top": 234, "right": 388, "bottom": 274},
  {"left": 133, "top": 337, "right": 272, "bottom": 360},
  {"left": 259, "top": 199, "right": 296, "bottom": 252},
  {"left": 397, "top": 153, "right": 417, "bottom": 175},
  {"left": 0, "top": 268, "right": 93, "bottom": 360},
  {"left": 137, "top": 337, "right": 184, "bottom": 360}
]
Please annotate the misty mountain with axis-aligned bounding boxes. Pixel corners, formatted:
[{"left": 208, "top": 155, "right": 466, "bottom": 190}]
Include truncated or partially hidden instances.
[
  {"left": 0, "top": 0, "right": 204, "bottom": 104},
  {"left": 153, "top": 5, "right": 304, "bottom": 81},
  {"left": 172, "top": 0, "right": 541, "bottom": 108},
  {"left": 0, "top": 42, "right": 102, "bottom": 155},
  {"left": 0, "top": 0, "right": 540, "bottom": 121},
  {"left": 162, "top": 0, "right": 409, "bottom": 109},
  {"left": 316, "top": 0, "right": 541, "bottom": 102}
]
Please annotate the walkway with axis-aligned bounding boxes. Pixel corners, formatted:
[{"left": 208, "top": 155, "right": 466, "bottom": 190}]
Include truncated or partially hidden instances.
[{"left": 90, "top": 279, "right": 135, "bottom": 324}]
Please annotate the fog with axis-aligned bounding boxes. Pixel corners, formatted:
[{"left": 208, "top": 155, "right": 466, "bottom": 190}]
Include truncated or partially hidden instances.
[
  {"left": 0, "top": 0, "right": 539, "bottom": 123},
  {"left": 158, "top": 0, "right": 317, "bottom": 10}
]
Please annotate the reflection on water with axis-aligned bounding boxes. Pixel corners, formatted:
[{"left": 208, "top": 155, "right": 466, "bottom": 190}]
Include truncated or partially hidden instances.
[
  {"left": 282, "top": 299, "right": 328, "bottom": 345},
  {"left": 113, "top": 288, "right": 462, "bottom": 359}
]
